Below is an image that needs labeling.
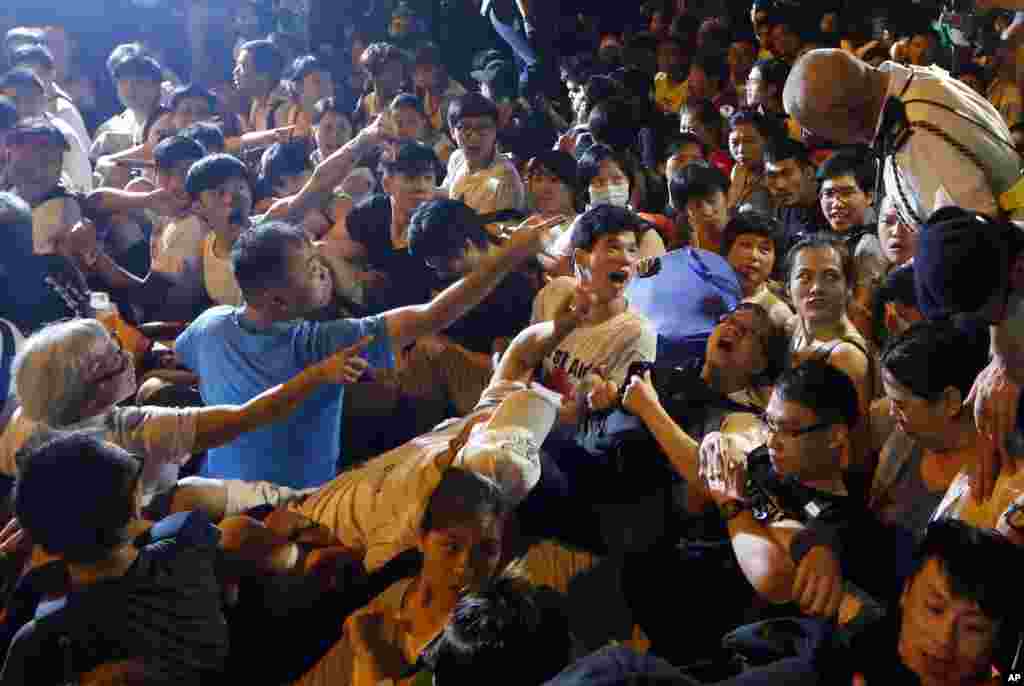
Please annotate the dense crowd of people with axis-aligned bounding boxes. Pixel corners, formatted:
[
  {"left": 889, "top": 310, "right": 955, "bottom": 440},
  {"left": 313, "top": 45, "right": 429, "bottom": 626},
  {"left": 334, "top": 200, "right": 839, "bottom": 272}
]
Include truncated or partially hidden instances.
[{"left": 1, "top": 0, "right": 1024, "bottom": 683}]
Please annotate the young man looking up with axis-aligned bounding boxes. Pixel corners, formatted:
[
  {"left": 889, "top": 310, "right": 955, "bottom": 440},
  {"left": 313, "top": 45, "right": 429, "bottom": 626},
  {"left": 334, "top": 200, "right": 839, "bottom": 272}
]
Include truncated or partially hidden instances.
[{"left": 817, "top": 150, "right": 887, "bottom": 337}]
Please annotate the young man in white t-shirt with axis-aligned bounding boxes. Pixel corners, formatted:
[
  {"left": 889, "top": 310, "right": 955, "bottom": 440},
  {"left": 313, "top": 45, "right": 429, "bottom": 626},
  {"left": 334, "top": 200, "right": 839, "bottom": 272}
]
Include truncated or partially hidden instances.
[
  {"left": 531, "top": 204, "right": 657, "bottom": 427},
  {"left": 442, "top": 92, "right": 526, "bottom": 217},
  {"left": 522, "top": 205, "right": 660, "bottom": 560}
]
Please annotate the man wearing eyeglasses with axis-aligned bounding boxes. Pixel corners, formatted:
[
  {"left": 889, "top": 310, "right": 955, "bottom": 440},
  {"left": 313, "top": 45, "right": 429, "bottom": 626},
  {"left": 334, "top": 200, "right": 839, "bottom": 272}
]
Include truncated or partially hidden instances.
[
  {"left": 678, "top": 360, "right": 907, "bottom": 661},
  {"left": 616, "top": 358, "right": 900, "bottom": 665}
]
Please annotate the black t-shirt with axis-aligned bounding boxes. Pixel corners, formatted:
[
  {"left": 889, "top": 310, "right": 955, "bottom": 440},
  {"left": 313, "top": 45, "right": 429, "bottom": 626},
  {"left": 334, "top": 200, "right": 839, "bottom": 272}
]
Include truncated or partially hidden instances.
[
  {"left": 0, "top": 250, "right": 92, "bottom": 336},
  {"left": 440, "top": 269, "right": 536, "bottom": 354},
  {"left": 0, "top": 511, "right": 228, "bottom": 686},
  {"left": 346, "top": 194, "right": 440, "bottom": 315}
]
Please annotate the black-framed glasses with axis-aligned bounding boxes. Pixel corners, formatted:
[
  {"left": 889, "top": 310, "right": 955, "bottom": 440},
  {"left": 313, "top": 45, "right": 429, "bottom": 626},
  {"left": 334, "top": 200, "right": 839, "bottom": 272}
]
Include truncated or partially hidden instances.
[{"left": 760, "top": 413, "right": 832, "bottom": 440}]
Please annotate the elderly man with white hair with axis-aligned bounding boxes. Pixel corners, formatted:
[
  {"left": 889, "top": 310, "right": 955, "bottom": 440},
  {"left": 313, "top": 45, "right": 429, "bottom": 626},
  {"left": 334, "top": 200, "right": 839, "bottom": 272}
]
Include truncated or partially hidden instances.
[
  {"left": 0, "top": 318, "right": 373, "bottom": 516},
  {"left": 783, "top": 48, "right": 1023, "bottom": 227}
]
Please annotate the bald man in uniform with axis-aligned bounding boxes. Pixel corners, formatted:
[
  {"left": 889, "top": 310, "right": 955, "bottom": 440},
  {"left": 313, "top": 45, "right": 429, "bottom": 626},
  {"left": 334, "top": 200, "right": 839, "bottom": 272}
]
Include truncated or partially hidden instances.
[{"left": 783, "top": 49, "right": 1024, "bottom": 228}]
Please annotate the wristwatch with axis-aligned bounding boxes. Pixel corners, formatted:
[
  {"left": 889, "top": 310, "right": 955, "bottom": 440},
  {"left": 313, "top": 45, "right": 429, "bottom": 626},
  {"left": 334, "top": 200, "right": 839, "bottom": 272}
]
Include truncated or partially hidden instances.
[{"left": 719, "top": 499, "right": 751, "bottom": 521}]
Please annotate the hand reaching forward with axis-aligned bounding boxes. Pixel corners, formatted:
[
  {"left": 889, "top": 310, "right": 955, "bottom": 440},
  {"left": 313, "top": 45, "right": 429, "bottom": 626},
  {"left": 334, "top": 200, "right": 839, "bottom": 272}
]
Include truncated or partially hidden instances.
[{"left": 62, "top": 219, "right": 99, "bottom": 270}]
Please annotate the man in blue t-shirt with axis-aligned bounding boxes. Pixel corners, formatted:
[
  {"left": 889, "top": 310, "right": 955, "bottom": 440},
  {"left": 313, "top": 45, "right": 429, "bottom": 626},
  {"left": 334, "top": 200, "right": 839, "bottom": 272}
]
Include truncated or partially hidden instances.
[{"left": 176, "top": 216, "right": 562, "bottom": 488}]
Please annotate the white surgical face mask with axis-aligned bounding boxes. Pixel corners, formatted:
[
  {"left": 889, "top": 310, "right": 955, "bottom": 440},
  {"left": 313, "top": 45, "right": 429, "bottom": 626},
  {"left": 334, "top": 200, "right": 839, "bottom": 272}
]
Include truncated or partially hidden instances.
[{"left": 589, "top": 182, "right": 630, "bottom": 208}]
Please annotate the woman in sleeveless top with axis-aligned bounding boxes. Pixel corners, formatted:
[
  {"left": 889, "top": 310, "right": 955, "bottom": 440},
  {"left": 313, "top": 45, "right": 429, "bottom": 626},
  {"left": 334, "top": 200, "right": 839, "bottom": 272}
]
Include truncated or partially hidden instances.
[{"left": 787, "top": 234, "right": 878, "bottom": 497}]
